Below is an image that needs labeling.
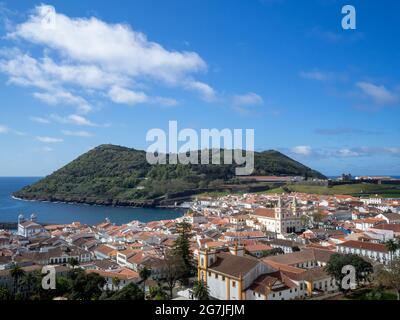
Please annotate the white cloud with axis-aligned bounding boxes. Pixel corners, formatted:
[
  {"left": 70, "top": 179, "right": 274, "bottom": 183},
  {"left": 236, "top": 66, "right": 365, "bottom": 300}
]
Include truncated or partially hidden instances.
[
  {"left": 291, "top": 145, "right": 312, "bottom": 156},
  {"left": 0, "top": 125, "right": 9, "bottom": 134},
  {"left": 153, "top": 96, "right": 179, "bottom": 107},
  {"left": 36, "top": 136, "right": 63, "bottom": 143},
  {"left": 185, "top": 81, "right": 216, "bottom": 102},
  {"left": 8, "top": 5, "right": 207, "bottom": 82},
  {"left": 356, "top": 82, "right": 398, "bottom": 105},
  {"left": 0, "top": 4, "right": 214, "bottom": 109},
  {"left": 232, "top": 92, "right": 263, "bottom": 106},
  {"left": 30, "top": 116, "right": 50, "bottom": 124},
  {"left": 50, "top": 114, "right": 97, "bottom": 127},
  {"left": 62, "top": 130, "right": 93, "bottom": 137},
  {"left": 0, "top": 124, "right": 24, "bottom": 136},
  {"left": 108, "top": 86, "right": 148, "bottom": 105},
  {"left": 33, "top": 89, "right": 92, "bottom": 113},
  {"left": 336, "top": 148, "right": 360, "bottom": 157},
  {"left": 107, "top": 86, "right": 179, "bottom": 106}
]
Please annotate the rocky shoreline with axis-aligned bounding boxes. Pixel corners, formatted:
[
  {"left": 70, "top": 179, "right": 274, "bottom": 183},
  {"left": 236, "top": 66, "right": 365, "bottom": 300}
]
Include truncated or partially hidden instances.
[{"left": 12, "top": 193, "right": 166, "bottom": 208}]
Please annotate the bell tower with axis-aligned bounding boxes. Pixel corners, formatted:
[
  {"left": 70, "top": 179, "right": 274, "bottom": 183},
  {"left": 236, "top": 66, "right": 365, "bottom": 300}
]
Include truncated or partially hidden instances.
[
  {"left": 275, "top": 197, "right": 282, "bottom": 219},
  {"left": 292, "top": 196, "right": 297, "bottom": 216},
  {"left": 198, "top": 249, "right": 216, "bottom": 283}
]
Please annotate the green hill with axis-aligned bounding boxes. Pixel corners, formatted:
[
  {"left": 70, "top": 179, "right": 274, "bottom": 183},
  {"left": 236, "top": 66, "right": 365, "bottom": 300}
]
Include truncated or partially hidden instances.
[{"left": 13, "top": 144, "right": 326, "bottom": 206}]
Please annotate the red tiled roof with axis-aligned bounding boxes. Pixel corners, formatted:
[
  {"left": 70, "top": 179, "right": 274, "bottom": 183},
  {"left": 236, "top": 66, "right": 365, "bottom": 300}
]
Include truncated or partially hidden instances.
[
  {"left": 252, "top": 208, "right": 275, "bottom": 218},
  {"left": 338, "top": 240, "right": 388, "bottom": 253}
]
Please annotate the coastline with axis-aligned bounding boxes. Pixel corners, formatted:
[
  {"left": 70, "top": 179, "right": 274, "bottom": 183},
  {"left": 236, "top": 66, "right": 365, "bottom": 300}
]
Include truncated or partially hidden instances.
[{"left": 11, "top": 194, "right": 189, "bottom": 211}]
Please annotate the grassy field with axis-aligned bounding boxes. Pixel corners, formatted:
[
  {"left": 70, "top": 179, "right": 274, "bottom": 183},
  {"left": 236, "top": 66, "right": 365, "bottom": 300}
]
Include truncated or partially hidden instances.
[
  {"left": 266, "top": 183, "right": 400, "bottom": 198},
  {"left": 194, "top": 182, "right": 400, "bottom": 199}
]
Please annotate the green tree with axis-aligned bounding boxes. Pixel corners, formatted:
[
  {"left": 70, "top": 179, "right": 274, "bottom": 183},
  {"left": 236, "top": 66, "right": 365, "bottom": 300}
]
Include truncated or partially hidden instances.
[
  {"left": 172, "top": 222, "right": 193, "bottom": 282},
  {"left": 68, "top": 269, "right": 105, "bottom": 300},
  {"left": 109, "top": 283, "right": 144, "bottom": 300},
  {"left": 192, "top": 280, "right": 209, "bottom": 300},
  {"left": 139, "top": 267, "right": 152, "bottom": 297},
  {"left": 260, "top": 248, "right": 284, "bottom": 257},
  {"left": 300, "top": 214, "right": 311, "bottom": 228},
  {"left": 324, "top": 253, "right": 373, "bottom": 293},
  {"left": 149, "top": 284, "right": 168, "bottom": 300},
  {"left": 10, "top": 264, "right": 25, "bottom": 295},
  {"left": 68, "top": 258, "right": 80, "bottom": 269},
  {"left": 163, "top": 249, "right": 185, "bottom": 299},
  {"left": 112, "top": 277, "right": 121, "bottom": 291},
  {"left": 20, "top": 271, "right": 41, "bottom": 299},
  {"left": 374, "top": 258, "right": 400, "bottom": 300},
  {"left": 312, "top": 211, "right": 323, "bottom": 224},
  {"left": 385, "top": 239, "right": 398, "bottom": 262},
  {"left": 53, "top": 276, "right": 71, "bottom": 299}
]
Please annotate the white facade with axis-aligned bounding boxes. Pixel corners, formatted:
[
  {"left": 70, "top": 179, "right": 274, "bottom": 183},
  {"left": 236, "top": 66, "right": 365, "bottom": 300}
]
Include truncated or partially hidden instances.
[
  {"left": 251, "top": 199, "right": 303, "bottom": 235},
  {"left": 336, "top": 243, "right": 399, "bottom": 265}
]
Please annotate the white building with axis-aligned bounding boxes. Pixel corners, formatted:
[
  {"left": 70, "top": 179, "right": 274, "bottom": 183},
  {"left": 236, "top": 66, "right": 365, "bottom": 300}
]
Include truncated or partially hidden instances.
[
  {"left": 360, "top": 198, "right": 382, "bottom": 205},
  {"left": 336, "top": 240, "right": 399, "bottom": 265},
  {"left": 250, "top": 198, "right": 303, "bottom": 234},
  {"left": 376, "top": 212, "right": 400, "bottom": 224},
  {"left": 17, "top": 214, "right": 46, "bottom": 238},
  {"left": 197, "top": 246, "right": 274, "bottom": 300}
]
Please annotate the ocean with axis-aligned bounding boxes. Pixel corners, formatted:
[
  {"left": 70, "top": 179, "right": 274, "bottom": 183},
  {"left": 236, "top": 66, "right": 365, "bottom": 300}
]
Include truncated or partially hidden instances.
[{"left": 0, "top": 177, "right": 184, "bottom": 226}]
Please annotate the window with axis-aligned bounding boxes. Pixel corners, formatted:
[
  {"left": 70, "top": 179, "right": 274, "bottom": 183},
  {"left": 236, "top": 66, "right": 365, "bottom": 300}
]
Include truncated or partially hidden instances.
[
  {"left": 232, "top": 281, "right": 236, "bottom": 288},
  {"left": 215, "top": 274, "right": 218, "bottom": 279},
  {"left": 222, "top": 276, "right": 225, "bottom": 281},
  {"left": 208, "top": 272, "right": 211, "bottom": 276}
]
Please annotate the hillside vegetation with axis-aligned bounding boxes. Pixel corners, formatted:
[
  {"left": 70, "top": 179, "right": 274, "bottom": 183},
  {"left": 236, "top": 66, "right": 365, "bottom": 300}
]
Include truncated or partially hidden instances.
[{"left": 14, "top": 144, "right": 326, "bottom": 206}]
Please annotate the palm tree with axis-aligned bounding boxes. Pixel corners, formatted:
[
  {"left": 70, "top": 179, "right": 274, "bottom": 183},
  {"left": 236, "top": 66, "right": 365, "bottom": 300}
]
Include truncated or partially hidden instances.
[
  {"left": 385, "top": 239, "right": 398, "bottom": 262},
  {"left": 139, "top": 267, "right": 152, "bottom": 298},
  {"left": 192, "top": 280, "right": 209, "bottom": 300},
  {"left": 20, "top": 271, "right": 40, "bottom": 299},
  {"left": 111, "top": 277, "right": 121, "bottom": 291},
  {"left": 10, "top": 264, "right": 25, "bottom": 296},
  {"left": 149, "top": 283, "right": 168, "bottom": 300}
]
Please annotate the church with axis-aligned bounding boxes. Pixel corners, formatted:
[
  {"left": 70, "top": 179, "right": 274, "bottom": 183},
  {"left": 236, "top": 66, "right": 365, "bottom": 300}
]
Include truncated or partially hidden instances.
[
  {"left": 17, "top": 214, "right": 46, "bottom": 238},
  {"left": 250, "top": 197, "right": 303, "bottom": 234}
]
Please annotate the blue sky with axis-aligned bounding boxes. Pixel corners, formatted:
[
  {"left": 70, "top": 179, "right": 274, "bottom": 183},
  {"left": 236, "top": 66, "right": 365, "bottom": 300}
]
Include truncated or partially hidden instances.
[{"left": 0, "top": 0, "right": 399, "bottom": 176}]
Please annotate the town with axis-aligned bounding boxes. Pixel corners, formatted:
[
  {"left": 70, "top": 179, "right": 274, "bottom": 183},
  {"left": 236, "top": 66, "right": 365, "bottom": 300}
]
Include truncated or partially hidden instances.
[{"left": 1, "top": 187, "right": 400, "bottom": 300}]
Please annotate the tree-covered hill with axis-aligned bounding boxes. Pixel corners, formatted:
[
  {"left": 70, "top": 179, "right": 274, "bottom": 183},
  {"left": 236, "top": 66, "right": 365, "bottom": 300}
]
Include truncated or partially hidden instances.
[{"left": 13, "top": 144, "right": 326, "bottom": 206}]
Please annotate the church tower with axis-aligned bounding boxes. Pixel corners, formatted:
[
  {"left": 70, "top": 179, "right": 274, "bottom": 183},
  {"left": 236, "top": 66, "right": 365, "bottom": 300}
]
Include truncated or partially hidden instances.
[
  {"left": 198, "top": 249, "right": 216, "bottom": 283},
  {"left": 18, "top": 214, "right": 25, "bottom": 225},
  {"left": 292, "top": 197, "right": 297, "bottom": 216},
  {"left": 275, "top": 197, "right": 282, "bottom": 219}
]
